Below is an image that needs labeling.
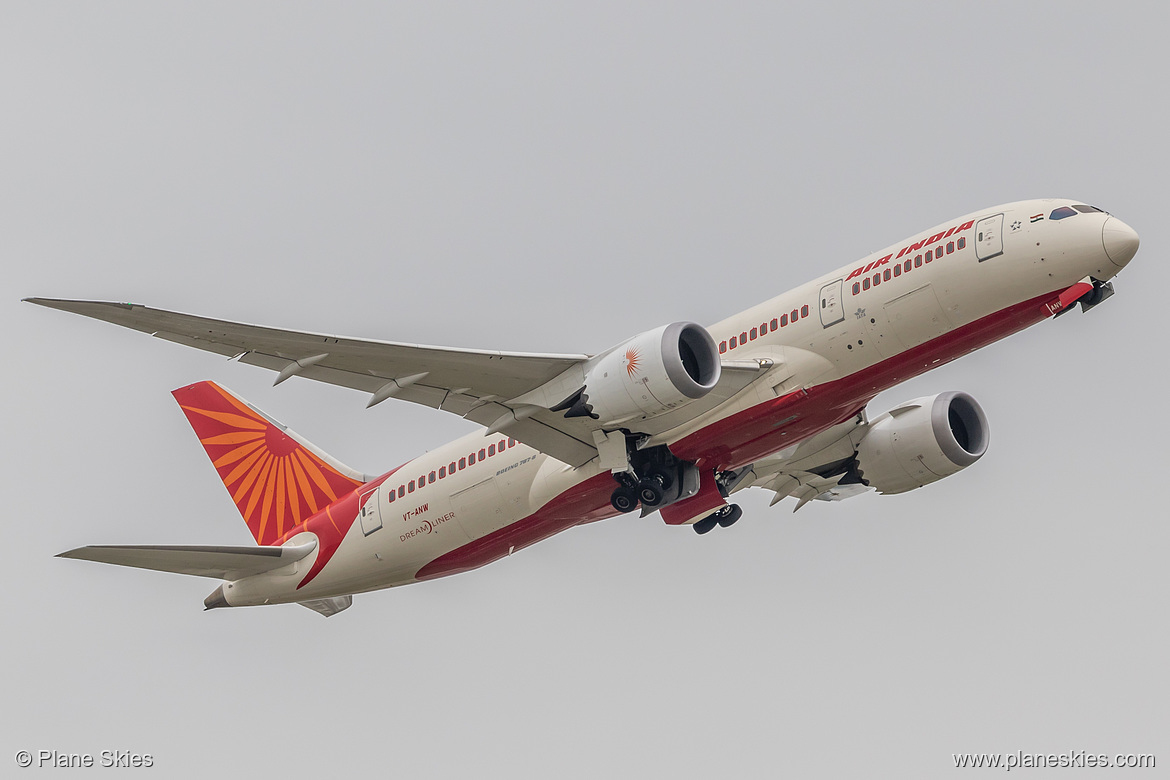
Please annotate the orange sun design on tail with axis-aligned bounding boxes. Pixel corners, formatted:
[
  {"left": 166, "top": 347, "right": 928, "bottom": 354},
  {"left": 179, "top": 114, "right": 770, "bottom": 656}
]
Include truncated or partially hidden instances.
[
  {"left": 173, "top": 382, "right": 362, "bottom": 546},
  {"left": 624, "top": 347, "right": 641, "bottom": 378}
]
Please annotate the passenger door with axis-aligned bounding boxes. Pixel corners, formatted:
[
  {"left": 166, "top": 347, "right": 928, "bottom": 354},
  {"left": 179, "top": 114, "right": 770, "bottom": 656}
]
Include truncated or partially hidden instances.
[
  {"left": 358, "top": 486, "right": 383, "bottom": 535},
  {"left": 819, "top": 280, "right": 844, "bottom": 327},
  {"left": 975, "top": 214, "right": 1004, "bottom": 261}
]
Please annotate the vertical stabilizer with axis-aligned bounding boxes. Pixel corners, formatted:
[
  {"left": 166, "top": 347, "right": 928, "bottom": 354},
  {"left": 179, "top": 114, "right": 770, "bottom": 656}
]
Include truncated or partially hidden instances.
[{"left": 172, "top": 381, "right": 366, "bottom": 545}]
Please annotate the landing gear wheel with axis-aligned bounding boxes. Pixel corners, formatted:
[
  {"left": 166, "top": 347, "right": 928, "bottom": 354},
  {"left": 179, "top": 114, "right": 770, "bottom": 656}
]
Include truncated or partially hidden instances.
[
  {"left": 644, "top": 465, "right": 674, "bottom": 491},
  {"left": 1080, "top": 286, "right": 1105, "bottom": 307},
  {"left": 693, "top": 515, "right": 719, "bottom": 535},
  {"left": 638, "top": 479, "right": 666, "bottom": 508},
  {"left": 716, "top": 504, "right": 743, "bottom": 528},
  {"left": 610, "top": 486, "right": 638, "bottom": 513}
]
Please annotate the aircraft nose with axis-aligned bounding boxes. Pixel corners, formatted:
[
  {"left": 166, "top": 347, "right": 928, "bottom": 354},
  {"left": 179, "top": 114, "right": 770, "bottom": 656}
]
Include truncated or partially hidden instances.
[{"left": 1102, "top": 216, "right": 1140, "bottom": 267}]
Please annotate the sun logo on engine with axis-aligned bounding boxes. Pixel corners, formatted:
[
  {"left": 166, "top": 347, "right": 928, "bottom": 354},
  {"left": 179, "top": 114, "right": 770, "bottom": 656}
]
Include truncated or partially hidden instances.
[{"left": 624, "top": 347, "right": 641, "bottom": 378}]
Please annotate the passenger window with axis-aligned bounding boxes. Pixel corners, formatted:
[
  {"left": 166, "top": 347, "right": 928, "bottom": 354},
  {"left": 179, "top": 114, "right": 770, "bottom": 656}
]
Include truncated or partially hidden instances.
[
  {"left": 398, "top": 486, "right": 405, "bottom": 498},
  {"left": 947, "top": 241, "right": 954, "bottom": 254},
  {"left": 770, "top": 318, "right": 778, "bottom": 330},
  {"left": 760, "top": 322, "right": 768, "bottom": 335},
  {"left": 439, "top": 466, "right": 446, "bottom": 478},
  {"left": 469, "top": 453, "right": 476, "bottom": 465},
  {"left": 915, "top": 254, "right": 922, "bottom": 267},
  {"left": 740, "top": 331, "right": 747, "bottom": 343},
  {"left": 904, "top": 259, "right": 911, "bottom": 272},
  {"left": 750, "top": 327, "right": 757, "bottom": 340},
  {"left": 459, "top": 458, "right": 466, "bottom": 469},
  {"left": 893, "top": 265, "right": 901, "bottom": 277},
  {"left": 429, "top": 471, "right": 436, "bottom": 483},
  {"left": 729, "top": 336, "right": 737, "bottom": 349},
  {"left": 508, "top": 438, "right": 516, "bottom": 447},
  {"left": 883, "top": 269, "right": 891, "bottom": 281},
  {"left": 852, "top": 282, "right": 861, "bottom": 294},
  {"left": 801, "top": 305, "right": 809, "bottom": 317},
  {"left": 925, "top": 249, "right": 933, "bottom": 262},
  {"left": 863, "top": 278, "right": 870, "bottom": 290},
  {"left": 1050, "top": 206, "right": 1078, "bottom": 220},
  {"left": 388, "top": 492, "right": 395, "bottom": 503},
  {"left": 408, "top": 480, "right": 415, "bottom": 493},
  {"left": 488, "top": 444, "right": 496, "bottom": 456},
  {"left": 449, "top": 461, "right": 457, "bottom": 473},
  {"left": 479, "top": 448, "right": 486, "bottom": 460},
  {"left": 873, "top": 273, "right": 881, "bottom": 286},
  {"left": 791, "top": 309, "right": 798, "bottom": 321},
  {"left": 719, "top": 341, "right": 727, "bottom": 353},
  {"left": 957, "top": 237, "right": 966, "bottom": 250},
  {"left": 781, "top": 314, "right": 788, "bottom": 326}
]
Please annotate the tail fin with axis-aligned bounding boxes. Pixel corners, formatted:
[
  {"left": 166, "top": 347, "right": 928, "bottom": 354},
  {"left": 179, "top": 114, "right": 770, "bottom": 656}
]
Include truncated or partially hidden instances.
[{"left": 172, "top": 381, "right": 367, "bottom": 545}]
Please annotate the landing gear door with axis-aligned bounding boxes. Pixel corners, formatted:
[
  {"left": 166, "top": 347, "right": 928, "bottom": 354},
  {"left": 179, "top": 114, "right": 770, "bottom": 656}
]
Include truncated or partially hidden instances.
[
  {"left": 819, "top": 280, "right": 844, "bottom": 327},
  {"left": 359, "top": 487, "right": 382, "bottom": 535},
  {"left": 975, "top": 214, "right": 1004, "bottom": 261}
]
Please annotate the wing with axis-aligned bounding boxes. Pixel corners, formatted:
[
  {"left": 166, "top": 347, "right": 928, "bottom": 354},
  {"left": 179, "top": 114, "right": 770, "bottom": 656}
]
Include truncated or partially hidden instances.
[
  {"left": 25, "top": 298, "right": 599, "bottom": 464},
  {"left": 26, "top": 298, "right": 767, "bottom": 467},
  {"left": 730, "top": 414, "right": 874, "bottom": 511}
]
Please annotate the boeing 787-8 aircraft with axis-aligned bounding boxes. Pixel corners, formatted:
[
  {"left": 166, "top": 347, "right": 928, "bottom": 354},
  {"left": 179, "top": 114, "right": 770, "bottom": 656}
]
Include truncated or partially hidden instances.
[{"left": 26, "top": 198, "right": 1139, "bottom": 616}]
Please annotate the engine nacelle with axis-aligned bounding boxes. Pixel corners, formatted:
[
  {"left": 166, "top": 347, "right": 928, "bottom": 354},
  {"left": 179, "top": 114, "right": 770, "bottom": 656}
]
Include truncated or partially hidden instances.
[
  {"left": 855, "top": 391, "right": 989, "bottom": 494},
  {"left": 578, "top": 322, "right": 721, "bottom": 426}
]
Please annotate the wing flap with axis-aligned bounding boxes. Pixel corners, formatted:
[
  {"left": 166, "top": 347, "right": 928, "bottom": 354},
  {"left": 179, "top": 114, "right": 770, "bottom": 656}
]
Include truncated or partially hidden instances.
[
  {"left": 56, "top": 541, "right": 317, "bottom": 580},
  {"left": 463, "top": 401, "right": 598, "bottom": 467}
]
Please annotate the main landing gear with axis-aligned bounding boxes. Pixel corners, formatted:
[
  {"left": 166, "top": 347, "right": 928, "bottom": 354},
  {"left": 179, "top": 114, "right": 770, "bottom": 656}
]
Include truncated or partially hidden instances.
[
  {"left": 608, "top": 444, "right": 688, "bottom": 513},
  {"left": 692, "top": 504, "right": 743, "bottom": 535},
  {"left": 609, "top": 463, "right": 676, "bottom": 512}
]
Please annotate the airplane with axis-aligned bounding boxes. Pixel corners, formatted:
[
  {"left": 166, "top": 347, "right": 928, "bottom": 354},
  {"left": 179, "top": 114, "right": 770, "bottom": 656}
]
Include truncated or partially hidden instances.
[{"left": 25, "top": 198, "right": 1139, "bottom": 617}]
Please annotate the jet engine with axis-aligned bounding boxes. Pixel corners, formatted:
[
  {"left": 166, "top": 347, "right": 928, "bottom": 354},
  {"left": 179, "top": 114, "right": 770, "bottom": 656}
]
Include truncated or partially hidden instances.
[
  {"left": 855, "top": 391, "right": 989, "bottom": 494},
  {"left": 556, "top": 322, "right": 721, "bottom": 426}
]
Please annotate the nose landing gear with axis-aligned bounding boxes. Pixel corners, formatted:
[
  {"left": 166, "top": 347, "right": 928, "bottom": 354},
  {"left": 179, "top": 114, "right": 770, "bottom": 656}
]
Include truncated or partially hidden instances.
[{"left": 1078, "top": 279, "right": 1114, "bottom": 312}]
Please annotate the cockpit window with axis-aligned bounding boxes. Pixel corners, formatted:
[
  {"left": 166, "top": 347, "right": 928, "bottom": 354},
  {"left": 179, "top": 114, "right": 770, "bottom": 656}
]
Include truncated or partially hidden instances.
[
  {"left": 1072, "top": 204, "right": 1103, "bottom": 213},
  {"left": 1050, "top": 206, "right": 1078, "bottom": 220}
]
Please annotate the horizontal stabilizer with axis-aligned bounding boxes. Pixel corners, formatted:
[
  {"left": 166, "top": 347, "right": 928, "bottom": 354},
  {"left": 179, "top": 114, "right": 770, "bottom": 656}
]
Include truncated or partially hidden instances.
[
  {"left": 298, "top": 595, "right": 353, "bottom": 617},
  {"left": 57, "top": 541, "right": 316, "bottom": 580}
]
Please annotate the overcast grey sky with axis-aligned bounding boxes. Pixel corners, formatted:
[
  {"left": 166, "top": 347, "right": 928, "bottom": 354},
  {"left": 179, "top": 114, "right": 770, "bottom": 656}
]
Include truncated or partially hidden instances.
[{"left": 4, "top": 2, "right": 1167, "bottom": 777}]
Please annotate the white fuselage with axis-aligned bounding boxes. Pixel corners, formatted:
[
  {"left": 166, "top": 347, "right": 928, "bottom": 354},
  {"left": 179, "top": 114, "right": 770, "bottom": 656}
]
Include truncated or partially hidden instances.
[{"left": 221, "top": 199, "right": 1135, "bottom": 607}]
